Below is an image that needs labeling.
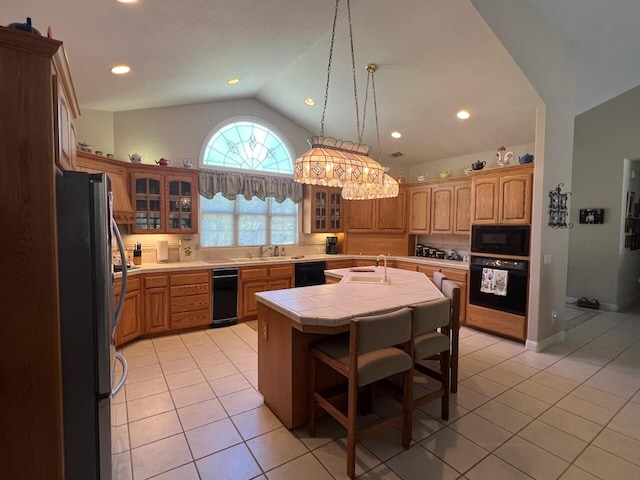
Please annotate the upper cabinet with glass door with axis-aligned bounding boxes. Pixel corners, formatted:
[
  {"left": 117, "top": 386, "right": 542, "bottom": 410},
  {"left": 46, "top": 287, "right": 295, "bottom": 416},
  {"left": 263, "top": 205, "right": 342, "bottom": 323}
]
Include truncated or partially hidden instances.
[
  {"left": 166, "top": 176, "right": 196, "bottom": 233},
  {"left": 129, "top": 167, "right": 199, "bottom": 234},
  {"left": 302, "top": 186, "right": 343, "bottom": 233}
]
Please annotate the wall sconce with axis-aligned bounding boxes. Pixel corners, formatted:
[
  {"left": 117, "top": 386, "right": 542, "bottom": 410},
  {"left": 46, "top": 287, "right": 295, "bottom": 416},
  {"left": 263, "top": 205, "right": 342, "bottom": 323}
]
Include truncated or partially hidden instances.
[{"left": 549, "top": 183, "right": 573, "bottom": 228}]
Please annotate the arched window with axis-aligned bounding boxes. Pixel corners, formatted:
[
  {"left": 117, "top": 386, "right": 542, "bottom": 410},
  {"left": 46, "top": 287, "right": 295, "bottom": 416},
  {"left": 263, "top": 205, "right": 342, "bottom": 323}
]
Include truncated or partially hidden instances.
[
  {"left": 202, "top": 120, "right": 293, "bottom": 174},
  {"left": 199, "top": 119, "right": 298, "bottom": 248}
]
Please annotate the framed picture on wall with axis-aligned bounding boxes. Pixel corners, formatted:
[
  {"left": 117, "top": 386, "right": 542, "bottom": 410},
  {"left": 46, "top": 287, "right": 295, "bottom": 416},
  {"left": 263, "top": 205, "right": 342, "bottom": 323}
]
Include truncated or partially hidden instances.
[{"left": 579, "top": 208, "right": 604, "bottom": 224}]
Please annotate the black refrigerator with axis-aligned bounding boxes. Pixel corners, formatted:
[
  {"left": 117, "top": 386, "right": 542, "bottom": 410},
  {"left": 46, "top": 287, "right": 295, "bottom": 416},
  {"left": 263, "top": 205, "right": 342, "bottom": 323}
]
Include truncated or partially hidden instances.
[{"left": 57, "top": 171, "right": 129, "bottom": 479}]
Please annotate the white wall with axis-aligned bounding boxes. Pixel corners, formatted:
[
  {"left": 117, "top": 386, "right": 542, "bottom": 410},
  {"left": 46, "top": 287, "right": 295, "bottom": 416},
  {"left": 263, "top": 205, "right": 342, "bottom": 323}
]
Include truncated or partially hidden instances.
[
  {"left": 75, "top": 109, "right": 115, "bottom": 155},
  {"left": 569, "top": 85, "right": 640, "bottom": 310},
  {"left": 112, "top": 98, "right": 313, "bottom": 166},
  {"left": 407, "top": 142, "right": 535, "bottom": 181},
  {"left": 472, "top": 0, "right": 576, "bottom": 347}
]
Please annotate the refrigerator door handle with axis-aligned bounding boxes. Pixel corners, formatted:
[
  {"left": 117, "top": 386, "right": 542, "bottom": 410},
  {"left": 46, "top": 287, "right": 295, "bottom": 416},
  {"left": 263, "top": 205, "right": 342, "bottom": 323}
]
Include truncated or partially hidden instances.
[
  {"left": 112, "top": 352, "right": 128, "bottom": 396},
  {"left": 112, "top": 218, "right": 127, "bottom": 329}
]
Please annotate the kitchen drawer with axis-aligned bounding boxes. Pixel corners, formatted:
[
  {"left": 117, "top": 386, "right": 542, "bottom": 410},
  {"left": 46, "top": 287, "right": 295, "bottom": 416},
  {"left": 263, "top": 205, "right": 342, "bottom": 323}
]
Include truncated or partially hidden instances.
[
  {"left": 326, "top": 259, "right": 354, "bottom": 270},
  {"left": 171, "top": 283, "right": 209, "bottom": 297},
  {"left": 394, "top": 261, "right": 418, "bottom": 271},
  {"left": 240, "top": 267, "right": 269, "bottom": 280},
  {"left": 269, "top": 265, "right": 294, "bottom": 277},
  {"left": 170, "top": 293, "right": 210, "bottom": 313},
  {"left": 170, "top": 310, "right": 210, "bottom": 329},
  {"left": 440, "top": 268, "right": 467, "bottom": 282},
  {"left": 171, "top": 271, "right": 210, "bottom": 286},
  {"left": 115, "top": 276, "right": 141, "bottom": 295},
  {"left": 145, "top": 274, "right": 168, "bottom": 288},
  {"left": 417, "top": 265, "right": 441, "bottom": 278}
]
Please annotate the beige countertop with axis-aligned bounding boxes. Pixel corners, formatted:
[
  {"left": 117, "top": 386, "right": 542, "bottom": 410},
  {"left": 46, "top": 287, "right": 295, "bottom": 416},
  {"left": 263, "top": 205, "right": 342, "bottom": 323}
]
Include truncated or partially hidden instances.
[
  {"left": 255, "top": 267, "right": 444, "bottom": 327},
  {"left": 114, "top": 254, "right": 468, "bottom": 278}
]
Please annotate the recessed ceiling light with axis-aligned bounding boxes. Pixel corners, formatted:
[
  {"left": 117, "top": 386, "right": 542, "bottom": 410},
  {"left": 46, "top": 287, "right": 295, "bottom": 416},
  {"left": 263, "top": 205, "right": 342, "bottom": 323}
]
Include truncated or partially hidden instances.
[
  {"left": 304, "top": 98, "right": 316, "bottom": 106},
  {"left": 227, "top": 77, "right": 240, "bottom": 85},
  {"left": 117, "top": 0, "right": 138, "bottom": 3},
  {"left": 111, "top": 64, "right": 131, "bottom": 75},
  {"left": 391, "top": 131, "right": 402, "bottom": 139},
  {"left": 457, "top": 110, "right": 471, "bottom": 120}
]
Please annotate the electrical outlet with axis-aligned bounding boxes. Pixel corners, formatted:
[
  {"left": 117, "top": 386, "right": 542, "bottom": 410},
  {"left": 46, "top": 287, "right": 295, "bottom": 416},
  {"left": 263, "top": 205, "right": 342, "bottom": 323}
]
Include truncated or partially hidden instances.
[
  {"left": 262, "top": 321, "right": 268, "bottom": 340},
  {"left": 544, "top": 254, "right": 552, "bottom": 264}
]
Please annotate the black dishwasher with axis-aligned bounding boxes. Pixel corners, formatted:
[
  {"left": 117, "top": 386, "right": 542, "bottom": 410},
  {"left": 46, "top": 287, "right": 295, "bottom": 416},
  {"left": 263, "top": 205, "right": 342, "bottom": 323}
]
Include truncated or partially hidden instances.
[
  {"left": 211, "top": 268, "right": 238, "bottom": 328},
  {"left": 295, "top": 261, "right": 327, "bottom": 287}
]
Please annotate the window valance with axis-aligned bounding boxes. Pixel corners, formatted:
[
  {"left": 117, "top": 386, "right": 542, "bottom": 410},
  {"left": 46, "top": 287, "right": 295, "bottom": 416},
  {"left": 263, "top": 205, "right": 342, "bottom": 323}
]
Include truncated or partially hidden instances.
[{"left": 198, "top": 170, "right": 303, "bottom": 204}]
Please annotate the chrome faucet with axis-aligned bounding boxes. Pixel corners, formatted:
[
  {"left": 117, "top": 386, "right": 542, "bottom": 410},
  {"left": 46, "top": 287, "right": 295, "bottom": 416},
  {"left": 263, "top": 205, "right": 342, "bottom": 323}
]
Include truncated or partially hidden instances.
[
  {"left": 259, "top": 245, "right": 273, "bottom": 258},
  {"left": 376, "top": 254, "right": 390, "bottom": 284}
]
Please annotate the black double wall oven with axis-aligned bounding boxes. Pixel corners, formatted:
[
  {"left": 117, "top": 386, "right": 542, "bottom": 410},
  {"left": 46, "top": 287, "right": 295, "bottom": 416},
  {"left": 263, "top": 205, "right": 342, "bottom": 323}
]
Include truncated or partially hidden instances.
[{"left": 469, "top": 225, "right": 530, "bottom": 316}]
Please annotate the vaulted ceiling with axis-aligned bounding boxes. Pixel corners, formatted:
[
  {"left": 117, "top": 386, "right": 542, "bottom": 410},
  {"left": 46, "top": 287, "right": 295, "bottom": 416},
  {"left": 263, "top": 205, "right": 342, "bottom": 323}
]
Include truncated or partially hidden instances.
[{"left": 4, "top": 0, "right": 640, "bottom": 165}]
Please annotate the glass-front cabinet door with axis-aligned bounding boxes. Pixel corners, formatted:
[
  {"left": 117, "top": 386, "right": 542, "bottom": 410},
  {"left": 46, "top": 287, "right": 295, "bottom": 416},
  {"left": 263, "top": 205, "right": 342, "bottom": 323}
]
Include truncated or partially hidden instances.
[
  {"left": 166, "top": 176, "right": 194, "bottom": 232},
  {"left": 132, "top": 173, "right": 163, "bottom": 232},
  {"left": 308, "top": 186, "right": 342, "bottom": 233}
]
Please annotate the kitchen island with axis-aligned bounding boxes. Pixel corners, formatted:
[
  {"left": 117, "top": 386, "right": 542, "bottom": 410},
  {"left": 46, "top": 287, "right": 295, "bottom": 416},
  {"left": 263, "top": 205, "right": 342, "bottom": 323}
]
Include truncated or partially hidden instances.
[{"left": 255, "top": 267, "right": 444, "bottom": 429}]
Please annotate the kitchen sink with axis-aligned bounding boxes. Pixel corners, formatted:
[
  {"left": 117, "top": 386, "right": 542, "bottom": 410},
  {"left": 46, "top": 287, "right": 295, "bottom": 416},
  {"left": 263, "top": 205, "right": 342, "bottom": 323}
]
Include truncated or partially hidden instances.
[{"left": 341, "top": 274, "right": 390, "bottom": 284}]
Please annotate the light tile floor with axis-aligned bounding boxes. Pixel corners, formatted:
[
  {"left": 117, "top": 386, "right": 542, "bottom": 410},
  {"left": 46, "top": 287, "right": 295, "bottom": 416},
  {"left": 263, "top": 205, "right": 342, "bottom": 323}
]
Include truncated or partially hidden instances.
[{"left": 113, "top": 305, "right": 640, "bottom": 479}]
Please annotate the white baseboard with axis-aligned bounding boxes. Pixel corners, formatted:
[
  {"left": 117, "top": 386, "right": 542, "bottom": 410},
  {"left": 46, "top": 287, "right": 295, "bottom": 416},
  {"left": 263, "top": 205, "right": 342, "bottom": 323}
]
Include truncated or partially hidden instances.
[{"left": 525, "top": 330, "right": 566, "bottom": 352}]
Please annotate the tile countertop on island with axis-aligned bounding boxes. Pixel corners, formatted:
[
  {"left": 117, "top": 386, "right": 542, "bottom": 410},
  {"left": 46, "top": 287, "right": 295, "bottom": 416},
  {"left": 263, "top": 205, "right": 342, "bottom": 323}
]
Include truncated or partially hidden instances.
[
  {"left": 113, "top": 254, "right": 469, "bottom": 278},
  {"left": 255, "top": 267, "right": 444, "bottom": 328}
]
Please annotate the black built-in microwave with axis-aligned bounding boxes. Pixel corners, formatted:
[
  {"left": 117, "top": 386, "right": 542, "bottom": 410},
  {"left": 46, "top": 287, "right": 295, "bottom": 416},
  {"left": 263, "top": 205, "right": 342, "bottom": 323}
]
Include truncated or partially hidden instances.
[{"left": 471, "top": 225, "right": 530, "bottom": 256}]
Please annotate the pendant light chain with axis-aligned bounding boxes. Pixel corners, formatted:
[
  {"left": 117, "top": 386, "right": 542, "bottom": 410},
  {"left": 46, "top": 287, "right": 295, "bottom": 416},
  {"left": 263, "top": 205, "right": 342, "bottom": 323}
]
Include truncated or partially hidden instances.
[
  {"left": 372, "top": 70, "right": 382, "bottom": 161},
  {"left": 346, "top": 0, "right": 362, "bottom": 145},
  {"left": 320, "top": 0, "right": 340, "bottom": 137}
]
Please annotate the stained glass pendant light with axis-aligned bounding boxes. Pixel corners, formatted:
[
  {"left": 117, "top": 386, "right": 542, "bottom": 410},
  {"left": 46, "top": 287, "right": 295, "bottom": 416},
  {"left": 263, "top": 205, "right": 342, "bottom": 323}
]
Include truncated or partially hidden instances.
[
  {"left": 294, "top": 0, "right": 386, "bottom": 188},
  {"left": 342, "top": 64, "right": 399, "bottom": 200}
]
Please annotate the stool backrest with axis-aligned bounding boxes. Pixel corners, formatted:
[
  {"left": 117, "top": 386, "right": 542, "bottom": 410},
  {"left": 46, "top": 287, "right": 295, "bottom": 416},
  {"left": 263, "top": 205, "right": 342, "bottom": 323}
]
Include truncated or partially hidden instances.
[
  {"left": 410, "top": 297, "right": 451, "bottom": 335},
  {"left": 433, "top": 271, "right": 447, "bottom": 290},
  {"left": 440, "top": 279, "right": 460, "bottom": 330},
  {"left": 353, "top": 308, "right": 412, "bottom": 355}
]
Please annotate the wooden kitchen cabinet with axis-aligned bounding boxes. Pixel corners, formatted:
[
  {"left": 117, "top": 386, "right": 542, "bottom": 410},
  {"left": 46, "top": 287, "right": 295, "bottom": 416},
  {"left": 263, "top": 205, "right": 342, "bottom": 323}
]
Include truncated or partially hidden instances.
[
  {"left": 130, "top": 166, "right": 199, "bottom": 234},
  {"left": 303, "top": 186, "right": 343, "bottom": 233},
  {"left": 431, "top": 185, "right": 454, "bottom": 234},
  {"left": 499, "top": 170, "right": 533, "bottom": 224},
  {"left": 454, "top": 182, "right": 472, "bottom": 234},
  {"left": 417, "top": 265, "right": 468, "bottom": 323},
  {"left": 345, "top": 187, "right": 406, "bottom": 233},
  {"left": 470, "top": 164, "right": 533, "bottom": 225},
  {"left": 114, "top": 277, "right": 143, "bottom": 346},
  {"left": 52, "top": 51, "right": 80, "bottom": 173},
  {"left": 169, "top": 270, "right": 211, "bottom": 330},
  {"left": 408, "top": 185, "right": 431, "bottom": 234},
  {"left": 76, "top": 152, "right": 135, "bottom": 224},
  {"left": 144, "top": 274, "right": 170, "bottom": 334},
  {"left": 344, "top": 197, "right": 376, "bottom": 232},
  {"left": 239, "top": 264, "right": 294, "bottom": 319},
  {"left": 2, "top": 28, "right": 82, "bottom": 478}
]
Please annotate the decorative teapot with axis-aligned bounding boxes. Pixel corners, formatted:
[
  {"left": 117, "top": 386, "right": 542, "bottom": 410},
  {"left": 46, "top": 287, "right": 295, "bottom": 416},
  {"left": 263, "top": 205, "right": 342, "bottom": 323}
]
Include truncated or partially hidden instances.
[
  {"left": 439, "top": 170, "right": 452, "bottom": 178},
  {"left": 128, "top": 153, "right": 143, "bottom": 163},
  {"left": 471, "top": 160, "right": 486, "bottom": 171},
  {"left": 155, "top": 157, "right": 171, "bottom": 166},
  {"left": 518, "top": 153, "right": 534, "bottom": 164},
  {"left": 182, "top": 158, "right": 193, "bottom": 168}
]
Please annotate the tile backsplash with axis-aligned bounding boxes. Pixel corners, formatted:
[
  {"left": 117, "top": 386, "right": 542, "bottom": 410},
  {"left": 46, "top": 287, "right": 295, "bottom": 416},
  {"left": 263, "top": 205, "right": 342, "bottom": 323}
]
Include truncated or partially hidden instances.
[{"left": 415, "top": 234, "right": 470, "bottom": 258}]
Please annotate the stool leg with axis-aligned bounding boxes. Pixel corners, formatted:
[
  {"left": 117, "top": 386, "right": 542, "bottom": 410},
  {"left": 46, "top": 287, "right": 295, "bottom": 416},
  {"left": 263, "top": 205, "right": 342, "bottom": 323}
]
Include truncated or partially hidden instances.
[
  {"left": 402, "top": 368, "right": 413, "bottom": 448},
  {"left": 347, "top": 376, "right": 358, "bottom": 479},
  {"left": 440, "top": 351, "right": 450, "bottom": 421}
]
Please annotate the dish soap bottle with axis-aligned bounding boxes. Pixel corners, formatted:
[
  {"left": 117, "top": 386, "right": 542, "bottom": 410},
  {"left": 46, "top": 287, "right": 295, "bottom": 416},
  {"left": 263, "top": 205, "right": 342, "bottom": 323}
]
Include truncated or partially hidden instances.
[{"left": 274, "top": 245, "right": 279, "bottom": 257}]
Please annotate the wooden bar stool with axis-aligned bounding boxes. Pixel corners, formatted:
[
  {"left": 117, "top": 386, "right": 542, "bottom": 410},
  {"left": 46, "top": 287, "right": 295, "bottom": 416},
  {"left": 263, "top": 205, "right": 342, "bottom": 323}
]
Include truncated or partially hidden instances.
[
  {"left": 441, "top": 279, "right": 461, "bottom": 393},
  {"left": 432, "top": 270, "right": 447, "bottom": 290},
  {"left": 410, "top": 296, "right": 452, "bottom": 420},
  {"left": 308, "top": 308, "right": 414, "bottom": 479}
]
